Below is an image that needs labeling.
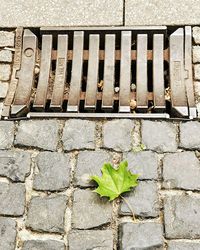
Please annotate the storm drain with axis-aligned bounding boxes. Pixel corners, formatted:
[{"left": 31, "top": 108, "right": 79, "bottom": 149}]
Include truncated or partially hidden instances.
[{"left": 2, "top": 26, "right": 197, "bottom": 119}]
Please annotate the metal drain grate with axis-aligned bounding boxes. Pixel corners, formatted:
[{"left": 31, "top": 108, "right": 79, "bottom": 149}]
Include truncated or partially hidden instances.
[{"left": 2, "top": 26, "right": 197, "bottom": 119}]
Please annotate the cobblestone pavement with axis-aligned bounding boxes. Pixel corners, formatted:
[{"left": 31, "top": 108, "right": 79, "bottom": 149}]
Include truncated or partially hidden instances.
[
  {"left": 0, "top": 29, "right": 200, "bottom": 250},
  {"left": 0, "top": 119, "right": 199, "bottom": 249}
]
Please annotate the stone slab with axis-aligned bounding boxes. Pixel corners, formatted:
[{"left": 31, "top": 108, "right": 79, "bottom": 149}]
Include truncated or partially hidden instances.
[
  {"left": 0, "top": 0, "right": 123, "bottom": 27},
  {"left": 68, "top": 230, "right": 113, "bottom": 250},
  {"left": 33, "top": 152, "right": 71, "bottom": 191},
  {"left": 72, "top": 189, "right": 112, "bottom": 229},
  {"left": 120, "top": 181, "right": 160, "bottom": 217},
  {"left": 125, "top": 0, "right": 200, "bottom": 25},
  {"left": 119, "top": 222, "right": 163, "bottom": 249},
  {"left": 124, "top": 151, "right": 159, "bottom": 180},
  {"left": 74, "top": 150, "right": 112, "bottom": 187},
  {"left": 164, "top": 193, "right": 200, "bottom": 238},
  {"left": 22, "top": 240, "right": 65, "bottom": 250},
  {"left": 0, "top": 182, "right": 25, "bottom": 216},
  {"left": 0, "top": 150, "right": 31, "bottom": 182},
  {"left": 168, "top": 240, "right": 200, "bottom": 250},
  {"left": 0, "top": 217, "right": 16, "bottom": 250},
  {"left": 163, "top": 152, "right": 200, "bottom": 190},
  {"left": 26, "top": 195, "right": 67, "bottom": 233},
  {"left": 0, "top": 121, "right": 14, "bottom": 149}
]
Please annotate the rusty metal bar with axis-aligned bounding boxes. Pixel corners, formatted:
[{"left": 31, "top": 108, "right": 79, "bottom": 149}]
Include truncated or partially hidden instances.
[
  {"left": 119, "top": 31, "right": 132, "bottom": 112},
  {"left": 153, "top": 34, "right": 165, "bottom": 111},
  {"left": 170, "top": 28, "right": 188, "bottom": 117},
  {"left": 33, "top": 35, "right": 52, "bottom": 110},
  {"left": 12, "top": 29, "right": 37, "bottom": 117},
  {"left": 85, "top": 34, "right": 100, "bottom": 110},
  {"left": 2, "top": 27, "right": 23, "bottom": 117},
  {"left": 50, "top": 35, "right": 68, "bottom": 110},
  {"left": 51, "top": 49, "right": 169, "bottom": 61},
  {"left": 67, "top": 31, "right": 84, "bottom": 112},
  {"left": 136, "top": 34, "right": 148, "bottom": 110},
  {"left": 184, "top": 26, "right": 196, "bottom": 118},
  {"left": 102, "top": 34, "right": 116, "bottom": 110}
]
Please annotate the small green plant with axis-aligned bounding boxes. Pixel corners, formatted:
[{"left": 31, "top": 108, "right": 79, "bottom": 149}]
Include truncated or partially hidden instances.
[{"left": 91, "top": 161, "right": 139, "bottom": 220}]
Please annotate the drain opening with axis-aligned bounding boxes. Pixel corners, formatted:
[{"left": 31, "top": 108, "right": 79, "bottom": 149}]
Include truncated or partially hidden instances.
[{"left": 1, "top": 26, "right": 197, "bottom": 119}]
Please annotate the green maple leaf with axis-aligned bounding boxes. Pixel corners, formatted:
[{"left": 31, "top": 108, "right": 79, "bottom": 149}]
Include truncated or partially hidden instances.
[{"left": 91, "top": 161, "right": 139, "bottom": 201}]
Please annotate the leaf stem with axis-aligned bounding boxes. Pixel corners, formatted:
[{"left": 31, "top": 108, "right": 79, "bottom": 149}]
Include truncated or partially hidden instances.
[{"left": 120, "top": 195, "right": 136, "bottom": 221}]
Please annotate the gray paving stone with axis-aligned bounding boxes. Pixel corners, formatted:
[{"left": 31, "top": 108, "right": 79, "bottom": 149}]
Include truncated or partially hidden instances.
[
  {"left": 0, "top": 182, "right": 25, "bottom": 216},
  {"left": 193, "top": 46, "right": 200, "bottom": 63},
  {"left": 180, "top": 122, "right": 200, "bottom": 149},
  {"left": 103, "top": 119, "right": 134, "bottom": 152},
  {"left": 125, "top": 0, "right": 200, "bottom": 25},
  {"left": 75, "top": 150, "right": 111, "bottom": 187},
  {"left": 193, "top": 27, "right": 200, "bottom": 44},
  {"left": 26, "top": 195, "right": 67, "bottom": 233},
  {"left": 163, "top": 152, "right": 200, "bottom": 190},
  {"left": 141, "top": 120, "right": 177, "bottom": 152},
  {"left": 0, "top": 81, "right": 8, "bottom": 98},
  {"left": 0, "top": 50, "right": 12, "bottom": 62},
  {"left": 124, "top": 151, "right": 159, "bottom": 180},
  {"left": 194, "top": 81, "right": 200, "bottom": 99},
  {"left": 0, "top": 0, "right": 123, "bottom": 27},
  {"left": 0, "top": 121, "right": 14, "bottom": 149},
  {"left": 22, "top": 240, "right": 65, "bottom": 250},
  {"left": 33, "top": 152, "right": 71, "bottom": 191},
  {"left": 120, "top": 181, "right": 159, "bottom": 218},
  {"left": 0, "top": 150, "right": 31, "bottom": 182},
  {"left": 0, "top": 31, "right": 15, "bottom": 47},
  {"left": 62, "top": 119, "right": 95, "bottom": 151},
  {"left": 194, "top": 64, "right": 200, "bottom": 80},
  {"left": 0, "top": 217, "right": 16, "bottom": 250},
  {"left": 0, "top": 64, "right": 11, "bottom": 81},
  {"left": 15, "top": 120, "right": 59, "bottom": 151},
  {"left": 72, "top": 189, "right": 112, "bottom": 229},
  {"left": 164, "top": 193, "right": 200, "bottom": 238},
  {"left": 168, "top": 240, "right": 200, "bottom": 250},
  {"left": 68, "top": 230, "right": 113, "bottom": 250},
  {"left": 120, "top": 222, "right": 163, "bottom": 249}
]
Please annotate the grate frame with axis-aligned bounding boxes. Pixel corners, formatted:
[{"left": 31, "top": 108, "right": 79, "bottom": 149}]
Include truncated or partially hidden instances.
[{"left": 1, "top": 26, "right": 197, "bottom": 120}]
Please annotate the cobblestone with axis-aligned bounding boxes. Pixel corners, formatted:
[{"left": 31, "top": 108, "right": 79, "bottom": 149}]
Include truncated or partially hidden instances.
[
  {"left": 141, "top": 120, "right": 177, "bottom": 152},
  {"left": 120, "top": 181, "right": 159, "bottom": 217},
  {"left": 26, "top": 195, "right": 67, "bottom": 233},
  {"left": 0, "top": 217, "right": 16, "bottom": 250},
  {"left": 180, "top": 122, "right": 200, "bottom": 149},
  {"left": 193, "top": 27, "right": 200, "bottom": 44},
  {"left": 68, "top": 230, "right": 113, "bottom": 250},
  {"left": 194, "top": 81, "right": 200, "bottom": 99},
  {"left": 164, "top": 193, "right": 200, "bottom": 238},
  {"left": 0, "top": 64, "right": 11, "bottom": 81},
  {"left": 74, "top": 150, "right": 111, "bottom": 187},
  {"left": 120, "top": 222, "right": 163, "bottom": 249},
  {"left": 163, "top": 152, "right": 200, "bottom": 190},
  {"left": 0, "top": 49, "right": 12, "bottom": 62},
  {"left": 0, "top": 150, "right": 31, "bottom": 182},
  {"left": 168, "top": 240, "right": 200, "bottom": 250},
  {"left": 33, "top": 152, "right": 71, "bottom": 191},
  {"left": 124, "top": 151, "right": 159, "bottom": 180},
  {"left": 22, "top": 240, "right": 65, "bottom": 250},
  {"left": 0, "top": 121, "right": 14, "bottom": 149},
  {"left": 103, "top": 119, "right": 134, "bottom": 152},
  {"left": 62, "top": 119, "right": 95, "bottom": 151},
  {"left": 72, "top": 189, "right": 112, "bottom": 229},
  {"left": 194, "top": 64, "right": 200, "bottom": 80},
  {"left": 0, "top": 81, "right": 8, "bottom": 98},
  {"left": 15, "top": 120, "right": 59, "bottom": 151},
  {"left": 193, "top": 46, "right": 200, "bottom": 63},
  {"left": 0, "top": 31, "right": 15, "bottom": 47},
  {"left": 0, "top": 182, "right": 25, "bottom": 216}
]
